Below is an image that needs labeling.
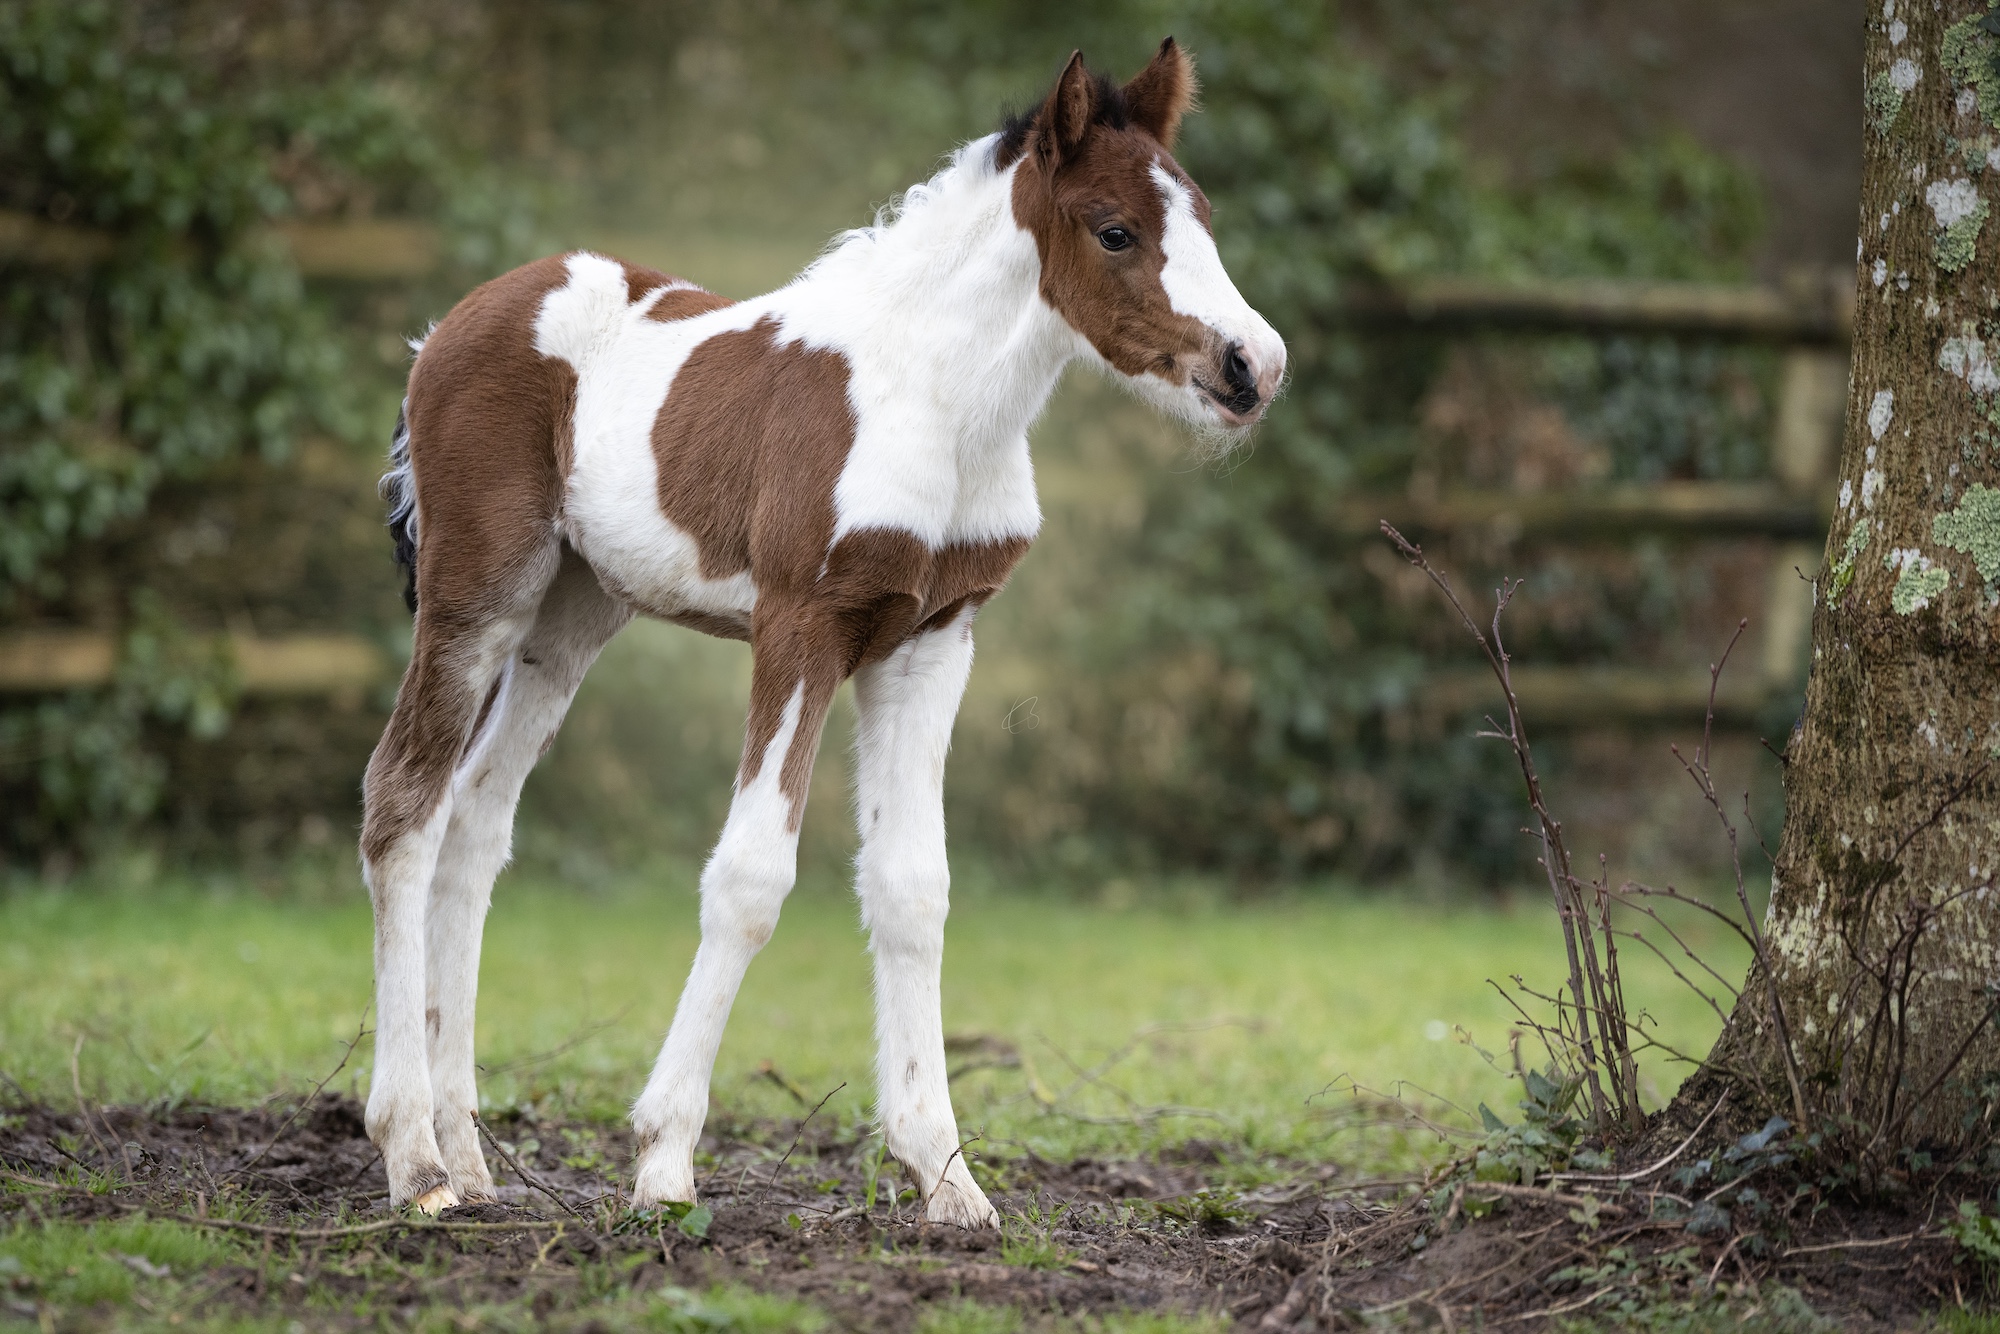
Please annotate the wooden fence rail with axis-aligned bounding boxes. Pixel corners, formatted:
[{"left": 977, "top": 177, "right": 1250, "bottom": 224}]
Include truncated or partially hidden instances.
[{"left": 0, "top": 630, "right": 389, "bottom": 696}]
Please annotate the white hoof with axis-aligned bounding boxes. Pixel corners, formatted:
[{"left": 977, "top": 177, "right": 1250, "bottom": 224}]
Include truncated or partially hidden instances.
[
  {"left": 409, "top": 1184, "right": 461, "bottom": 1216},
  {"left": 924, "top": 1177, "right": 1000, "bottom": 1229},
  {"left": 631, "top": 1152, "right": 696, "bottom": 1210}
]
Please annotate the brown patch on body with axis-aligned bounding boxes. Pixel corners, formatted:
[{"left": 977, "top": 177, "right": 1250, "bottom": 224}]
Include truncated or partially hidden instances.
[
  {"left": 1006, "top": 48, "right": 1214, "bottom": 385},
  {"left": 364, "top": 255, "right": 738, "bottom": 866},
  {"left": 362, "top": 256, "right": 581, "bottom": 866},
  {"left": 650, "top": 318, "right": 1029, "bottom": 825}
]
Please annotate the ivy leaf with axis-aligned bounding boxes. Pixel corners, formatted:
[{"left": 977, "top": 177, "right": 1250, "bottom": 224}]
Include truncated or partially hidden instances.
[{"left": 675, "top": 1204, "right": 713, "bottom": 1240}]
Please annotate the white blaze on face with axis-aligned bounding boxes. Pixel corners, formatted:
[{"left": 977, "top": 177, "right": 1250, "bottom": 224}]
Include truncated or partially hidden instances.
[{"left": 1150, "top": 162, "right": 1286, "bottom": 400}]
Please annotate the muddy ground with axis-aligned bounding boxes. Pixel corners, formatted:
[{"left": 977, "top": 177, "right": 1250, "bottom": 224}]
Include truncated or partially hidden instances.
[{"left": 0, "top": 1094, "right": 1973, "bottom": 1330}]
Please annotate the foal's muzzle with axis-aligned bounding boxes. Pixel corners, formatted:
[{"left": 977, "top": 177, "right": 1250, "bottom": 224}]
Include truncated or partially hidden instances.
[{"left": 1198, "top": 338, "right": 1283, "bottom": 427}]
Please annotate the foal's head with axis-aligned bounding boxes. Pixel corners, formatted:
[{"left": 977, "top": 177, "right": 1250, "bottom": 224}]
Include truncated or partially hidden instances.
[{"left": 1001, "top": 39, "right": 1286, "bottom": 440}]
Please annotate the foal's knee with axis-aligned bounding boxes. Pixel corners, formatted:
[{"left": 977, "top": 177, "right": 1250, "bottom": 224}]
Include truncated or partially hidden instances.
[
  {"left": 860, "top": 863, "right": 950, "bottom": 958},
  {"left": 698, "top": 850, "right": 794, "bottom": 950}
]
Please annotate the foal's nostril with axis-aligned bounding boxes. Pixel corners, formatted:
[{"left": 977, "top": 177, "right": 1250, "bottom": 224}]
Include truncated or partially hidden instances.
[
  {"left": 1212, "top": 341, "right": 1261, "bottom": 417},
  {"left": 1223, "top": 344, "right": 1256, "bottom": 398}
]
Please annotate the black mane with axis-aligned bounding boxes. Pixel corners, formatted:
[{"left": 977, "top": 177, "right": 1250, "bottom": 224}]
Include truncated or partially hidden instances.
[{"left": 994, "top": 65, "right": 1129, "bottom": 167}]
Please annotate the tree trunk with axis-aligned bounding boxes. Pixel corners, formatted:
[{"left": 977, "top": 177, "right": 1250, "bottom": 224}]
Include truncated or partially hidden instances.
[{"left": 1695, "top": 1, "right": 2000, "bottom": 1157}]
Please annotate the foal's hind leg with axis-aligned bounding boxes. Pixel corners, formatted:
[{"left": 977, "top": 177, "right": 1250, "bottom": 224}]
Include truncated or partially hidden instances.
[
  {"left": 424, "top": 549, "right": 632, "bottom": 1203},
  {"left": 362, "top": 545, "right": 560, "bottom": 1212},
  {"left": 851, "top": 609, "right": 996, "bottom": 1227}
]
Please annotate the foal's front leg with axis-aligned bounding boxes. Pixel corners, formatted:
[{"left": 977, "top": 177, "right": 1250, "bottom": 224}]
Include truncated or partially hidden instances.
[
  {"left": 852, "top": 609, "right": 997, "bottom": 1227},
  {"left": 631, "top": 655, "right": 838, "bottom": 1207}
]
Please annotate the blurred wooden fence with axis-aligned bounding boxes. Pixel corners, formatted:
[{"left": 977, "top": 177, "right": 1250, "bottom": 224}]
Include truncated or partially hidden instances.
[
  {"left": 0, "top": 212, "right": 1852, "bottom": 725},
  {"left": 1346, "top": 272, "right": 1852, "bottom": 728}
]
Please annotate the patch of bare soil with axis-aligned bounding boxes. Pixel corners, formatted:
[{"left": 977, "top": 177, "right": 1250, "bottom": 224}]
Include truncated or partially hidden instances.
[{"left": 0, "top": 1096, "right": 1971, "bottom": 1330}]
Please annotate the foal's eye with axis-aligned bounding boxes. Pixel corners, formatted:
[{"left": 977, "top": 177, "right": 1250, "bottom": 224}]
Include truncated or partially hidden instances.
[{"left": 1097, "top": 226, "right": 1134, "bottom": 252}]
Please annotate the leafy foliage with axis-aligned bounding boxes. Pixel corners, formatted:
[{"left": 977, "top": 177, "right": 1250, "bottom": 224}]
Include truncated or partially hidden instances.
[
  {"left": 0, "top": 2, "right": 466, "bottom": 854},
  {"left": 1947, "top": 1199, "right": 2000, "bottom": 1292},
  {"left": 1469, "top": 1067, "right": 1602, "bottom": 1188}
]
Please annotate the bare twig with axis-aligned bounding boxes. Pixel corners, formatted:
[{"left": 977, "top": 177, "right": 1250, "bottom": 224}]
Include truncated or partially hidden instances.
[
  {"left": 1382, "top": 523, "right": 1638, "bottom": 1133},
  {"left": 161, "top": 1210, "right": 564, "bottom": 1239},
  {"left": 225, "top": 1021, "right": 368, "bottom": 1182},
  {"left": 1782, "top": 1228, "right": 1940, "bottom": 1256},
  {"left": 471, "top": 1113, "right": 585, "bottom": 1221},
  {"left": 762, "top": 1081, "right": 846, "bottom": 1198},
  {"left": 1550, "top": 1093, "right": 1727, "bottom": 1185},
  {"left": 67, "top": 1033, "right": 116, "bottom": 1171},
  {"left": 1668, "top": 620, "right": 1808, "bottom": 1130}
]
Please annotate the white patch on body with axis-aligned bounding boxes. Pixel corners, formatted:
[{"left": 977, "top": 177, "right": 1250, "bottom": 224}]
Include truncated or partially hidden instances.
[
  {"left": 780, "top": 141, "right": 1057, "bottom": 548},
  {"left": 1889, "top": 58, "right": 1920, "bottom": 93},
  {"left": 537, "top": 253, "right": 762, "bottom": 627},
  {"left": 1146, "top": 162, "right": 1287, "bottom": 434}
]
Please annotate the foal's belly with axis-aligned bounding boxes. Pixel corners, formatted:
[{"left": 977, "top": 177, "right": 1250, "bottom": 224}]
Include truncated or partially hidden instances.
[{"left": 562, "top": 397, "right": 759, "bottom": 637}]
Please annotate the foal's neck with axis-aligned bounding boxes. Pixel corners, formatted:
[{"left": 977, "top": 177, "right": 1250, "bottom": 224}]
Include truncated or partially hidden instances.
[{"left": 788, "top": 142, "right": 1075, "bottom": 453}]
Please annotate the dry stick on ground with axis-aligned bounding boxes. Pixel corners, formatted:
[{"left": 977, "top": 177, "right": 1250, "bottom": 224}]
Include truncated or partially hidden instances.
[
  {"left": 471, "top": 1113, "right": 587, "bottom": 1221},
  {"left": 1549, "top": 1093, "right": 1727, "bottom": 1185},
  {"left": 160, "top": 1210, "right": 565, "bottom": 1239},
  {"left": 1782, "top": 1228, "right": 1942, "bottom": 1257},
  {"left": 761, "top": 1082, "right": 846, "bottom": 1200},
  {"left": 0, "top": 1168, "right": 94, "bottom": 1192},
  {"left": 66, "top": 1033, "right": 117, "bottom": 1172},
  {"left": 1380, "top": 522, "right": 1639, "bottom": 1134},
  {"left": 224, "top": 1021, "right": 369, "bottom": 1184}
]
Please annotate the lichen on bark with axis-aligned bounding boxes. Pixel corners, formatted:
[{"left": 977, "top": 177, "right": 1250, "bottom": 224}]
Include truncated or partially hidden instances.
[{"left": 1934, "top": 482, "right": 2000, "bottom": 580}]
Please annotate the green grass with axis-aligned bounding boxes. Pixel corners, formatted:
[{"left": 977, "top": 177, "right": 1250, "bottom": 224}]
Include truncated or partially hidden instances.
[
  {"left": 915, "top": 1304, "right": 1229, "bottom": 1334},
  {"left": 0, "top": 1218, "right": 244, "bottom": 1307},
  {"left": 0, "top": 859, "right": 1746, "bottom": 1170}
]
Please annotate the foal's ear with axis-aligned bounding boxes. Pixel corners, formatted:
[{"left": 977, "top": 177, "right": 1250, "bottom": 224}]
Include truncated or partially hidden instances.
[
  {"left": 1036, "top": 50, "right": 1096, "bottom": 169},
  {"left": 1123, "top": 37, "right": 1197, "bottom": 148}
]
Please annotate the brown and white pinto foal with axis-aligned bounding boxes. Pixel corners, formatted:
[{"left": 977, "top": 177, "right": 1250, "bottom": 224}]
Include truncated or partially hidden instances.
[{"left": 360, "top": 40, "right": 1284, "bottom": 1227}]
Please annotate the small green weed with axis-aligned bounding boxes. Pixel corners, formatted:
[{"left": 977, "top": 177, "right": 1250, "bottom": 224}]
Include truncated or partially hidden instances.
[
  {"left": 1472, "top": 1067, "right": 1603, "bottom": 1186},
  {"left": 1947, "top": 1198, "right": 2000, "bottom": 1296},
  {"left": 1146, "top": 1188, "right": 1251, "bottom": 1233},
  {"left": 999, "top": 1199, "right": 1076, "bottom": 1270},
  {"left": 647, "top": 1283, "right": 828, "bottom": 1332},
  {"left": 860, "top": 1133, "right": 890, "bottom": 1212},
  {"left": 916, "top": 1303, "right": 1226, "bottom": 1334},
  {"left": 1545, "top": 1246, "right": 1830, "bottom": 1333},
  {"left": 917, "top": 1300, "right": 1025, "bottom": 1334},
  {"left": 559, "top": 1125, "right": 614, "bottom": 1174}
]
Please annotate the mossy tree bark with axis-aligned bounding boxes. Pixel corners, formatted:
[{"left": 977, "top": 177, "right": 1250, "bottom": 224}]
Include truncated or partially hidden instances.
[{"left": 1692, "top": 1, "right": 2000, "bottom": 1153}]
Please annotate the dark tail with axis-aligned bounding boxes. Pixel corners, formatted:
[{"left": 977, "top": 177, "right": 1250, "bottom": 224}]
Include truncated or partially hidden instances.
[{"left": 381, "top": 401, "right": 419, "bottom": 613}]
